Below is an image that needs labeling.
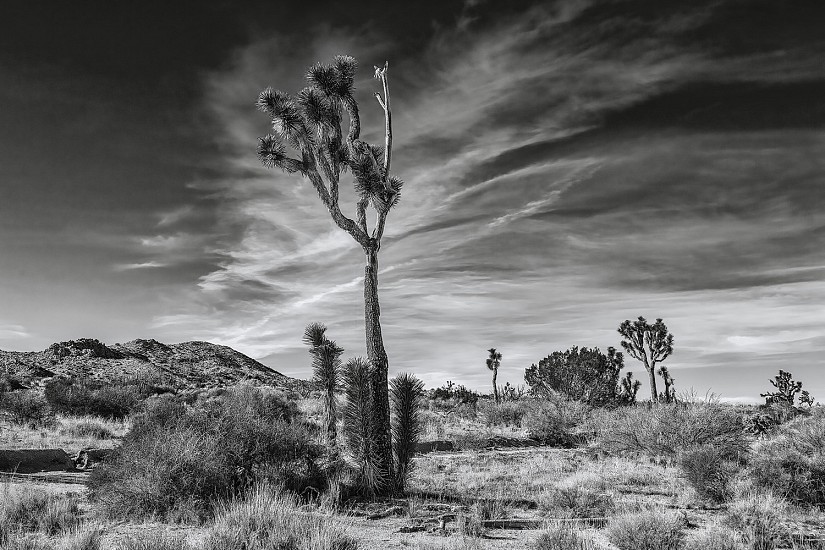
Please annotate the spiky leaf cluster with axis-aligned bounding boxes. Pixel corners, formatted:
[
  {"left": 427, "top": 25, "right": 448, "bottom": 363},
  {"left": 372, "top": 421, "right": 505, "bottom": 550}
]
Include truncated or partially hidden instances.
[
  {"left": 303, "top": 322, "right": 343, "bottom": 448},
  {"left": 618, "top": 317, "right": 674, "bottom": 366},
  {"left": 257, "top": 55, "right": 403, "bottom": 243},
  {"left": 343, "top": 357, "right": 385, "bottom": 494},
  {"left": 390, "top": 373, "right": 424, "bottom": 492}
]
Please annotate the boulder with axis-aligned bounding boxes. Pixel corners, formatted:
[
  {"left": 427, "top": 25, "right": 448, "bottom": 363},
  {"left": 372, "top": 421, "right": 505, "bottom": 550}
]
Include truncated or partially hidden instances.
[{"left": 0, "top": 449, "right": 74, "bottom": 473}]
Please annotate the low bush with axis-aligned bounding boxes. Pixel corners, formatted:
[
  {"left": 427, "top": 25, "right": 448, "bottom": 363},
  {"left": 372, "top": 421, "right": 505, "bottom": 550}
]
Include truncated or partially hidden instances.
[
  {"left": 202, "top": 483, "right": 356, "bottom": 550},
  {"left": 0, "top": 391, "right": 55, "bottom": 429},
  {"left": 606, "top": 510, "right": 685, "bottom": 550},
  {"left": 88, "top": 385, "right": 324, "bottom": 522},
  {"left": 542, "top": 486, "right": 614, "bottom": 518},
  {"left": 725, "top": 492, "right": 788, "bottom": 550},
  {"left": 678, "top": 443, "right": 742, "bottom": 504},
  {"left": 44, "top": 378, "right": 152, "bottom": 419},
  {"left": 524, "top": 397, "right": 590, "bottom": 447},
  {"left": 477, "top": 399, "right": 528, "bottom": 427},
  {"left": 747, "top": 410, "right": 825, "bottom": 508},
  {"left": 593, "top": 402, "right": 749, "bottom": 460},
  {"left": 533, "top": 525, "right": 596, "bottom": 550}
]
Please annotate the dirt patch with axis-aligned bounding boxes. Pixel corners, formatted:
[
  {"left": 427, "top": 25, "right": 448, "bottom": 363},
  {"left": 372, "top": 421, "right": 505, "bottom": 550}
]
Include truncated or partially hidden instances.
[{"left": 0, "top": 448, "right": 74, "bottom": 473}]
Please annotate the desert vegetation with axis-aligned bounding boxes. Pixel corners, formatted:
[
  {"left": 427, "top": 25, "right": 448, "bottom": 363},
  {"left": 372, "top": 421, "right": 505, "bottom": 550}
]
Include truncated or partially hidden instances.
[{"left": 1, "top": 53, "right": 823, "bottom": 549}]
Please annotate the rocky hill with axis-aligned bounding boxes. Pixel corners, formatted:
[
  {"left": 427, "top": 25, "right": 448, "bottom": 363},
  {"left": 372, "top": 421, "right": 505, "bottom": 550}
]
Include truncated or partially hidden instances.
[{"left": 0, "top": 338, "right": 307, "bottom": 393}]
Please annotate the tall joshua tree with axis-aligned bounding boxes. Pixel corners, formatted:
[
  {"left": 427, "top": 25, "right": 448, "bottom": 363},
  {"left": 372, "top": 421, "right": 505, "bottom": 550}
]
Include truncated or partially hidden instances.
[
  {"left": 486, "top": 348, "right": 502, "bottom": 403},
  {"left": 257, "top": 57, "right": 401, "bottom": 482},
  {"left": 618, "top": 316, "right": 674, "bottom": 403}
]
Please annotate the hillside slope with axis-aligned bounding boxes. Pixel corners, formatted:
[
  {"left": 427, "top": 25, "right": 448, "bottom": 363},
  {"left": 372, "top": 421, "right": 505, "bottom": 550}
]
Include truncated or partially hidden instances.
[{"left": 0, "top": 338, "right": 307, "bottom": 392}]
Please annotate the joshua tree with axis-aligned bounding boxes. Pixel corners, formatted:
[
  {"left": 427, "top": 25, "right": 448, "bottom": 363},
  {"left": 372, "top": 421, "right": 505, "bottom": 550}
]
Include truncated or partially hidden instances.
[
  {"left": 618, "top": 316, "right": 674, "bottom": 403},
  {"left": 618, "top": 371, "right": 641, "bottom": 404},
  {"left": 761, "top": 369, "right": 813, "bottom": 407},
  {"left": 257, "top": 57, "right": 401, "bottom": 483},
  {"left": 486, "top": 348, "right": 502, "bottom": 403},
  {"left": 657, "top": 365, "right": 676, "bottom": 404},
  {"left": 303, "top": 322, "right": 343, "bottom": 448},
  {"left": 389, "top": 373, "right": 425, "bottom": 492}
]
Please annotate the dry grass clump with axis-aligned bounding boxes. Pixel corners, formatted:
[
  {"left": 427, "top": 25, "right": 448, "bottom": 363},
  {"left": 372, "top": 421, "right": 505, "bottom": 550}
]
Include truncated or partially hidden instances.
[
  {"left": 606, "top": 509, "right": 685, "bottom": 550},
  {"left": 677, "top": 443, "right": 742, "bottom": 504},
  {"left": 725, "top": 492, "right": 789, "bottom": 550},
  {"left": 202, "top": 483, "right": 356, "bottom": 550},
  {"left": 477, "top": 399, "right": 529, "bottom": 428},
  {"left": 684, "top": 522, "right": 744, "bottom": 550},
  {"left": 0, "top": 485, "right": 83, "bottom": 543},
  {"left": 115, "top": 532, "right": 189, "bottom": 550},
  {"left": 532, "top": 524, "right": 597, "bottom": 550}
]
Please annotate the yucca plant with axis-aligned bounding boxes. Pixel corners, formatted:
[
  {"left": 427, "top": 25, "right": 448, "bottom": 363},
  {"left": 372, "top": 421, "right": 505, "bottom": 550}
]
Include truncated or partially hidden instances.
[
  {"left": 390, "top": 373, "right": 425, "bottom": 492},
  {"left": 258, "top": 57, "right": 401, "bottom": 486},
  {"left": 486, "top": 348, "right": 502, "bottom": 403},
  {"left": 304, "top": 322, "right": 344, "bottom": 449},
  {"left": 343, "top": 357, "right": 384, "bottom": 495}
]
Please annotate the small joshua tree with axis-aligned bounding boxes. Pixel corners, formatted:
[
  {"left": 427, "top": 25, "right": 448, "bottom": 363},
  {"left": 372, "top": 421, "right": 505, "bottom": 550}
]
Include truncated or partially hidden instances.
[
  {"left": 303, "top": 322, "right": 343, "bottom": 449},
  {"left": 618, "top": 316, "right": 674, "bottom": 403},
  {"left": 657, "top": 365, "right": 677, "bottom": 404},
  {"left": 389, "top": 373, "right": 424, "bottom": 492},
  {"left": 618, "top": 371, "right": 641, "bottom": 404},
  {"left": 258, "top": 57, "right": 402, "bottom": 486},
  {"left": 486, "top": 348, "right": 502, "bottom": 403}
]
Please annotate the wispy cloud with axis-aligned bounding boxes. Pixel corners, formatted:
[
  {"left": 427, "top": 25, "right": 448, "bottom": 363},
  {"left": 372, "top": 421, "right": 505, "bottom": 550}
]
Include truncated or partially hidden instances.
[{"left": 143, "top": 1, "right": 825, "bottom": 400}]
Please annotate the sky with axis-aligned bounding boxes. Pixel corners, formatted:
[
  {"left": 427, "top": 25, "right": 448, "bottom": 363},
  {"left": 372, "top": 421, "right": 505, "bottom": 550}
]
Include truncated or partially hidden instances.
[{"left": 0, "top": 0, "right": 823, "bottom": 402}]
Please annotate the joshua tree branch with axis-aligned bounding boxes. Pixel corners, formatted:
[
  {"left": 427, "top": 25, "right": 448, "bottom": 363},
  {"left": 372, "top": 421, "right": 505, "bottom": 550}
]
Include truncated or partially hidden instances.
[{"left": 374, "top": 62, "right": 393, "bottom": 184}]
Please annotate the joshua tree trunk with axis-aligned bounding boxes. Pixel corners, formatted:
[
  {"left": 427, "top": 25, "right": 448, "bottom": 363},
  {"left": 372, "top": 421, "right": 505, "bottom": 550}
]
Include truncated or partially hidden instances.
[
  {"left": 492, "top": 368, "right": 499, "bottom": 403},
  {"left": 364, "top": 245, "right": 392, "bottom": 479},
  {"left": 645, "top": 360, "right": 658, "bottom": 403}
]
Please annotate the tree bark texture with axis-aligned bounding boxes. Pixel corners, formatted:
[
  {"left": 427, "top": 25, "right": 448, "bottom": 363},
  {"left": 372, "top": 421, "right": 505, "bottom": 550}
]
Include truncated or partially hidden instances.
[
  {"left": 646, "top": 361, "right": 658, "bottom": 403},
  {"left": 492, "top": 368, "right": 499, "bottom": 403},
  {"left": 364, "top": 246, "right": 392, "bottom": 485}
]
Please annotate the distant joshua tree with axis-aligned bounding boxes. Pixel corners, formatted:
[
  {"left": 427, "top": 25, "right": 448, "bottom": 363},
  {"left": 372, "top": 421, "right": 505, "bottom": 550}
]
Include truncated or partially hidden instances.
[
  {"left": 257, "top": 57, "right": 401, "bottom": 486},
  {"left": 486, "top": 348, "right": 502, "bottom": 403},
  {"left": 761, "top": 369, "right": 814, "bottom": 407},
  {"left": 619, "top": 371, "right": 641, "bottom": 404},
  {"left": 618, "top": 317, "right": 674, "bottom": 403}
]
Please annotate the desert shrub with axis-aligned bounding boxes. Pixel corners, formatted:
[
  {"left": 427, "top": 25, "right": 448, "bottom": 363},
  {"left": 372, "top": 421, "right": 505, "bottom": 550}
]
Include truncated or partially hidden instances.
[
  {"left": 684, "top": 523, "right": 743, "bottom": 550},
  {"left": 745, "top": 402, "right": 807, "bottom": 437},
  {"left": 88, "top": 385, "right": 323, "bottom": 521},
  {"left": 543, "top": 486, "right": 614, "bottom": 518},
  {"left": 428, "top": 381, "right": 479, "bottom": 409},
  {"left": 477, "top": 399, "right": 528, "bottom": 427},
  {"left": 747, "top": 410, "right": 825, "bottom": 507},
  {"left": 457, "top": 509, "right": 485, "bottom": 538},
  {"left": 525, "top": 346, "right": 626, "bottom": 406},
  {"left": 202, "top": 483, "right": 356, "bottom": 550},
  {"left": 60, "top": 526, "right": 102, "bottom": 550},
  {"left": 44, "top": 378, "right": 147, "bottom": 419},
  {"left": 0, "top": 390, "right": 55, "bottom": 428},
  {"left": 607, "top": 510, "right": 685, "bottom": 550},
  {"left": 533, "top": 525, "right": 596, "bottom": 550},
  {"left": 524, "top": 397, "right": 590, "bottom": 447},
  {"left": 726, "top": 492, "right": 788, "bottom": 550},
  {"left": 0, "top": 488, "right": 82, "bottom": 543},
  {"left": 594, "top": 402, "right": 749, "bottom": 460},
  {"left": 678, "top": 443, "right": 742, "bottom": 503}
]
